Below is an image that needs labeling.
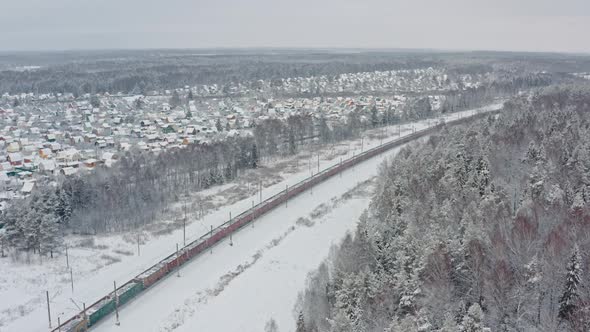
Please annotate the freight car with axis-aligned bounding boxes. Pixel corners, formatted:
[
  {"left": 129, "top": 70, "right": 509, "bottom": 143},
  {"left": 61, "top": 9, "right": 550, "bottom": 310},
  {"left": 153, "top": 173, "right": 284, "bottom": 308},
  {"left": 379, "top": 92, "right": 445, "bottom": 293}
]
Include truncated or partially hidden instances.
[{"left": 61, "top": 315, "right": 88, "bottom": 332}]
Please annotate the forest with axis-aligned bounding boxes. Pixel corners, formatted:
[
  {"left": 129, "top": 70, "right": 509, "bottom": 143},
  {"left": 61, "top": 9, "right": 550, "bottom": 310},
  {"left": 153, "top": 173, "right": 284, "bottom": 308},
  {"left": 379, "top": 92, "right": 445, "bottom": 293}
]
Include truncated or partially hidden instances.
[
  {"left": 296, "top": 86, "right": 590, "bottom": 332},
  {"left": 1, "top": 49, "right": 587, "bottom": 96}
]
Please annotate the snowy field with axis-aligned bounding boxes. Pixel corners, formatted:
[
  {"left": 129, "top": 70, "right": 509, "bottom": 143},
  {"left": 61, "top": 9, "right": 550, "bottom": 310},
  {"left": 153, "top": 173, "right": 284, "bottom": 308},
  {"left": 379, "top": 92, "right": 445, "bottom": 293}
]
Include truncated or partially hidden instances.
[{"left": 0, "top": 104, "right": 502, "bottom": 332}]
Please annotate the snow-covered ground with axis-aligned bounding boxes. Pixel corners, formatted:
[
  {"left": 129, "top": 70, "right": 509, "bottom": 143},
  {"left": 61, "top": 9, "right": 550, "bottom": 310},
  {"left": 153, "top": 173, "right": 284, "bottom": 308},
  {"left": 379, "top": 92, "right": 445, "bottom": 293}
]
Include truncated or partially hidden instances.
[{"left": 0, "top": 104, "right": 502, "bottom": 332}]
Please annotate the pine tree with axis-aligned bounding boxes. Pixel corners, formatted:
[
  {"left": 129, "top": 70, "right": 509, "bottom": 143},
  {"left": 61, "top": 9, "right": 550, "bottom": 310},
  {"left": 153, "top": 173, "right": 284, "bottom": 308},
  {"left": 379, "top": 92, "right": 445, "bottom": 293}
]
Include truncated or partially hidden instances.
[
  {"left": 440, "top": 312, "right": 460, "bottom": 332},
  {"left": 460, "top": 303, "right": 489, "bottom": 332},
  {"left": 2, "top": 204, "right": 25, "bottom": 250},
  {"left": 90, "top": 95, "right": 100, "bottom": 108},
  {"left": 215, "top": 118, "right": 223, "bottom": 132},
  {"left": 251, "top": 144, "right": 259, "bottom": 168},
  {"left": 38, "top": 213, "right": 61, "bottom": 257},
  {"left": 265, "top": 318, "right": 279, "bottom": 332},
  {"left": 295, "top": 311, "right": 306, "bottom": 332},
  {"left": 134, "top": 97, "right": 144, "bottom": 109},
  {"left": 318, "top": 117, "right": 331, "bottom": 143},
  {"left": 288, "top": 129, "right": 297, "bottom": 155},
  {"left": 371, "top": 105, "right": 379, "bottom": 128},
  {"left": 559, "top": 245, "right": 582, "bottom": 321},
  {"left": 170, "top": 90, "right": 181, "bottom": 109}
]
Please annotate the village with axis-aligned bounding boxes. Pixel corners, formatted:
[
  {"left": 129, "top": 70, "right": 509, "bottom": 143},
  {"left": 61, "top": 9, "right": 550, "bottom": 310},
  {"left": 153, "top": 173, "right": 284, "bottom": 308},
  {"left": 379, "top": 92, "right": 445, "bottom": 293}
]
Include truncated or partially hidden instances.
[{"left": 0, "top": 67, "right": 484, "bottom": 209}]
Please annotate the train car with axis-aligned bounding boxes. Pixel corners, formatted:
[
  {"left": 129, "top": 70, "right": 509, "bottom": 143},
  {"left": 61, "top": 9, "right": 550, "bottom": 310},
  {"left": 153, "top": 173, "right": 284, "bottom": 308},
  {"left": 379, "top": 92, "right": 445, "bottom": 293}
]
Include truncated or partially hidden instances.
[
  {"left": 136, "top": 261, "right": 169, "bottom": 288},
  {"left": 87, "top": 295, "right": 116, "bottom": 327},
  {"left": 164, "top": 253, "right": 181, "bottom": 272},
  {"left": 61, "top": 315, "right": 88, "bottom": 332},
  {"left": 188, "top": 240, "right": 208, "bottom": 258},
  {"left": 118, "top": 281, "right": 144, "bottom": 307}
]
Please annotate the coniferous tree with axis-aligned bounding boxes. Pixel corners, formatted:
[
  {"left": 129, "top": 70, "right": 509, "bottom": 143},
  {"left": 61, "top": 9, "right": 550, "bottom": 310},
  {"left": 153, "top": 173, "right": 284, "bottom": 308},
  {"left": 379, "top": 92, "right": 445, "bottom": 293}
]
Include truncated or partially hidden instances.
[
  {"left": 371, "top": 105, "right": 379, "bottom": 128},
  {"left": 265, "top": 318, "right": 279, "bottom": 332},
  {"left": 170, "top": 90, "right": 181, "bottom": 108},
  {"left": 251, "top": 144, "right": 259, "bottom": 168},
  {"left": 295, "top": 311, "right": 306, "bottom": 332},
  {"left": 559, "top": 245, "right": 582, "bottom": 322},
  {"left": 461, "top": 303, "right": 489, "bottom": 332},
  {"left": 90, "top": 95, "right": 100, "bottom": 108},
  {"left": 288, "top": 129, "right": 297, "bottom": 155},
  {"left": 215, "top": 118, "right": 223, "bottom": 132}
]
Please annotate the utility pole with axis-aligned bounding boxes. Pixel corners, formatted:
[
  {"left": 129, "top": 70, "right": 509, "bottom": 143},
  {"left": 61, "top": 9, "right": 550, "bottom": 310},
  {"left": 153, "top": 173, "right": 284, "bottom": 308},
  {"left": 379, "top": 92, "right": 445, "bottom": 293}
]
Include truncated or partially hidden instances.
[
  {"left": 114, "top": 281, "right": 120, "bottom": 326},
  {"left": 46, "top": 291, "right": 52, "bottom": 329},
  {"left": 176, "top": 244, "right": 180, "bottom": 277},
  {"left": 317, "top": 154, "right": 320, "bottom": 173},
  {"left": 65, "top": 244, "right": 69, "bottom": 269},
  {"left": 183, "top": 198, "right": 187, "bottom": 247},
  {"left": 57, "top": 316, "right": 61, "bottom": 332},
  {"left": 70, "top": 268, "right": 74, "bottom": 293}
]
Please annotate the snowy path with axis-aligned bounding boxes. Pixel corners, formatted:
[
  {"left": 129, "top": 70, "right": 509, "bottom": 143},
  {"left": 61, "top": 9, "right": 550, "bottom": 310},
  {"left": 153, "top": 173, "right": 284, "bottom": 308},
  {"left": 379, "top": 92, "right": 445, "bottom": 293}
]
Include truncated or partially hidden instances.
[
  {"left": 0, "top": 103, "right": 501, "bottom": 332},
  {"left": 90, "top": 104, "right": 502, "bottom": 332}
]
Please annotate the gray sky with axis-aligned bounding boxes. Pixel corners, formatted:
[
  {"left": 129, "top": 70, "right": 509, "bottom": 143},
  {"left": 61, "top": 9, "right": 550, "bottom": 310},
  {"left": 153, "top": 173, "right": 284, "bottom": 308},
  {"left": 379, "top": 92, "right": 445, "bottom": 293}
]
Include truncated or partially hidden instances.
[{"left": 1, "top": 0, "right": 589, "bottom": 53}]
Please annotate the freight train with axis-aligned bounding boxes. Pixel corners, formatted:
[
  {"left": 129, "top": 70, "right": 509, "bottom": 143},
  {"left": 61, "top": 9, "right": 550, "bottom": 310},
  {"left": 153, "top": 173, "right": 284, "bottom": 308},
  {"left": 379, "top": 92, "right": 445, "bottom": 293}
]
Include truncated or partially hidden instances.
[{"left": 51, "top": 108, "right": 499, "bottom": 332}]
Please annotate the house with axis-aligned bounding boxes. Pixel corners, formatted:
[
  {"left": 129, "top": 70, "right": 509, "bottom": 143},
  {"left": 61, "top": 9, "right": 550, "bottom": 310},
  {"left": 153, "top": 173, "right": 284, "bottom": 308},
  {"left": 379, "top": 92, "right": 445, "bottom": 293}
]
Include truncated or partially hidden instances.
[
  {"left": 6, "top": 142, "right": 20, "bottom": 153},
  {"left": 49, "top": 142, "right": 62, "bottom": 152},
  {"left": 21, "top": 181, "right": 34, "bottom": 194},
  {"left": 0, "top": 172, "right": 10, "bottom": 190},
  {"left": 70, "top": 136, "right": 84, "bottom": 145},
  {"left": 60, "top": 167, "right": 78, "bottom": 176},
  {"left": 0, "top": 162, "right": 12, "bottom": 172},
  {"left": 83, "top": 159, "right": 98, "bottom": 168},
  {"left": 56, "top": 149, "right": 80, "bottom": 162},
  {"left": 39, "top": 148, "right": 52, "bottom": 159},
  {"left": 7, "top": 153, "right": 23, "bottom": 166},
  {"left": 101, "top": 152, "right": 117, "bottom": 167},
  {"left": 38, "top": 159, "right": 57, "bottom": 174}
]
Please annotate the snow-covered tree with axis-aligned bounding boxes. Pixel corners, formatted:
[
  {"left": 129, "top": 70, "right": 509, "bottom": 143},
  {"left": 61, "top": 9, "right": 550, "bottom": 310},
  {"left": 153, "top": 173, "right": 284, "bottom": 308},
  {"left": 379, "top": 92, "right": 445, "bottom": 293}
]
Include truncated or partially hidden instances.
[
  {"left": 559, "top": 245, "right": 582, "bottom": 322},
  {"left": 265, "top": 318, "right": 279, "bottom": 332},
  {"left": 460, "top": 303, "right": 489, "bottom": 332},
  {"left": 440, "top": 313, "right": 460, "bottom": 332},
  {"left": 295, "top": 311, "right": 306, "bottom": 332}
]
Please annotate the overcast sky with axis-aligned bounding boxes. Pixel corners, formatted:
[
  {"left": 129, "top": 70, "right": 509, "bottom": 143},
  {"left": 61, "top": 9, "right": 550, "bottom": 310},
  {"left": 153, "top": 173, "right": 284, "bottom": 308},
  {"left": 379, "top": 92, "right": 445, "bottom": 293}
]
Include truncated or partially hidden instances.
[{"left": 1, "top": 0, "right": 589, "bottom": 53}]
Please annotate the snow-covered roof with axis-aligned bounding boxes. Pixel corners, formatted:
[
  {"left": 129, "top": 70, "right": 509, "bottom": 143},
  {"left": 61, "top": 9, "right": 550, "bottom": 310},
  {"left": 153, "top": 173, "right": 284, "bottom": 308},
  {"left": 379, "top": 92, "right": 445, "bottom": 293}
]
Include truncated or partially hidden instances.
[{"left": 21, "top": 181, "right": 34, "bottom": 193}]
